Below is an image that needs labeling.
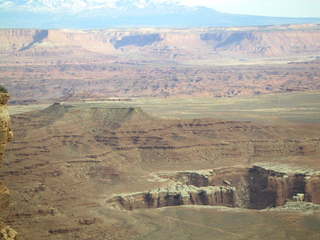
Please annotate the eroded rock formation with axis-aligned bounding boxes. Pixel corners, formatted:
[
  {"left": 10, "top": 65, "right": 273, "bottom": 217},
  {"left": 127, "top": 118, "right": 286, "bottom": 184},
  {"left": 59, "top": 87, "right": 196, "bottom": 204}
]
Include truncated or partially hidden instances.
[
  {"left": 107, "top": 164, "right": 320, "bottom": 211},
  {"left": 107, "top": 184, "right": 235, "bottom": 210},
  {"left": 306, "top": 175, "right": 320, "bottom": 204},
  {"left": 2, "top": 26, "right": 320, "bottom": 58},
  {"left": 248, "top": 164, "right": 320, "bottom": 207},
  {"left": 2, "top": 26, "right": 320, "bottom": 102},
  {"left": 0, "top": 93, "right": 17, "bottom": 240}
]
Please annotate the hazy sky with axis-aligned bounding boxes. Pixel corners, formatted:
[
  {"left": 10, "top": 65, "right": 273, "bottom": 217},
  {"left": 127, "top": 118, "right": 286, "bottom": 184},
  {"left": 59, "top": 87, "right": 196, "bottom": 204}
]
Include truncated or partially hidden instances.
[
  {"left": 0, "top": 0, "right": 319, "bottom": 18},
  {"left": 180, "top": 0, "right": 320, "bottom": 18}
]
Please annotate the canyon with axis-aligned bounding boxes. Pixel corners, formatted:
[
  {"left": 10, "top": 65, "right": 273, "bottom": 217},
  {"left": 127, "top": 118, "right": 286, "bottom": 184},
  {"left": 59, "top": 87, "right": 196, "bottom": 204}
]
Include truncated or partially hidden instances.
[
  {"left": 1, "top": 23, "right": 320, "bottom": 240},
  {"left": 108, "top": 165, "right": 320, "bottom": 211},
  {"left": 1, "top": 25, "right": 320, "bottom": 102},
  {"left": 0, "top": 102, "right": 319, "bottom": 239}
]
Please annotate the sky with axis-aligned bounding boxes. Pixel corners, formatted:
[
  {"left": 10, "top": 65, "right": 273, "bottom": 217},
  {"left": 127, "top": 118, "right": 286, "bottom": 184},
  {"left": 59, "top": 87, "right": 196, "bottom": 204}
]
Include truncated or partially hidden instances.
[
  {"left": 0, "top": 0, "right": 319, "bottom": 18},
  {"left": 180, "top": 0, "right": 320, "bottom": 18}
]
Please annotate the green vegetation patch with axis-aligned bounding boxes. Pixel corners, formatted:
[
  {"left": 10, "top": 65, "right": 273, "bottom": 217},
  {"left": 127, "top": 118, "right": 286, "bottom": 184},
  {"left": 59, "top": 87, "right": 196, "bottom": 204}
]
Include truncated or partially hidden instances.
[{"left": 0, "top": 85, "right": 8, "bottom": 93}]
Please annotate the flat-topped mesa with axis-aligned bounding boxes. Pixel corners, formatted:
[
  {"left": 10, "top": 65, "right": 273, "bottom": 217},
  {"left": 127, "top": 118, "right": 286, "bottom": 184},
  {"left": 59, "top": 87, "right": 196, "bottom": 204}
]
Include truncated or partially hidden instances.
[
  {"left": 107, "top": 164, "right": 320, "bottom": 211},
  {"left": 2, "top": 28, "right": 320, "bottom": 57},
  {"left": 0, "top": 93, "right": 17, "bottom": 240}
]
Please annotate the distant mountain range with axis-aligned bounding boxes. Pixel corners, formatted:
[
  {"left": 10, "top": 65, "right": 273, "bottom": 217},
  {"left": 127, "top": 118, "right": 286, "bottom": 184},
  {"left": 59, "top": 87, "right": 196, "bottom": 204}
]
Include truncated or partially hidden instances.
[{"left": 0, "top": 0, "right": 320, "bottom": 28}]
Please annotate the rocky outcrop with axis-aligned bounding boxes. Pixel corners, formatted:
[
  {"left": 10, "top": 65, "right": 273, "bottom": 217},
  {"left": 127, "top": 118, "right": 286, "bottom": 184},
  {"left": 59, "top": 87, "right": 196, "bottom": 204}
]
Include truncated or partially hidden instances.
[
  {"left": 248, "top": 166, "right": 304, "bottom": 209},
  {"left": 107, "top": 164, "right": 320, "bottom": 211},
  {"left": 306, "top": 176, "right": 320, "bottom": 204},
  {"left": 107, "top": 184, "right": 235, "bottom": 210},
  {"left": 0, "top": 94, "right": 13, "bottom": 165},
  {"left": 0, "top": 226, "right": 17, "bottom": 240},
  {"left": 0, "top": 184, "right": 9, "bottom": 214},
  {"left": 0, "top": 93, "right": 12, "bottom": 211},
  {"left": 155, "top": 165, "right": 320, "bottom": 209},
  {"left": 248, "top": 164, "right": 320, "bottom": 208},
  {"left": 0, "top": 93, "right": 17, "bottom": 240}
]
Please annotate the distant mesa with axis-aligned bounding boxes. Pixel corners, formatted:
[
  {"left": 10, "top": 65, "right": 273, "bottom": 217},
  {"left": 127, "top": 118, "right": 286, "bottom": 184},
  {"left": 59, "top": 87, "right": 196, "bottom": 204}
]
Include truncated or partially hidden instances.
[
  {"left": 2, "top": 26, "right": 320, "bottom": 59},
  {"left": 39, "top": 102, "right": 73, "bottom": 116},
  {"left": 2, "top": 24, "right": 320, "bottom": 101},
  {"left": 37, "top": 103, "right": 151, "bottom": 129}
]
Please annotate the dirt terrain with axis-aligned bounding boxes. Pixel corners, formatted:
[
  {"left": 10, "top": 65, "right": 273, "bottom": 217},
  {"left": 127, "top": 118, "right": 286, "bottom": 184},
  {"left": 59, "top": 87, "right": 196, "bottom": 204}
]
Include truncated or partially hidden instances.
[
  {"left": 0, "top": 24, "right": 320, "bottom": 239},
  {"left": 1, "top": 24, "right": 320, "bottom": 102},
  {"left": 0, "top": 99, "right": 319, "bottom": 240}
]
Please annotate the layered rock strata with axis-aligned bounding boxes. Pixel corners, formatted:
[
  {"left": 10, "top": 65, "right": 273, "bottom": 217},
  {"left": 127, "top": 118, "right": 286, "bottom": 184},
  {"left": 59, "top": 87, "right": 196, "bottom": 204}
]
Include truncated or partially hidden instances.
[
  {"left": 0, "top": 93, "right": 17, "bottom": 240},
  {"left": 250, "top": 164, "right": 320, "bottom": 207},
  {"left": 108, "top": 164, "right": 320, "bottom": 210},
  {"left": 107, "top": 184, "right": 235, "bottom": 210},
  {"left": 2, "top": 26, "right": 320, "bottom": 58}
]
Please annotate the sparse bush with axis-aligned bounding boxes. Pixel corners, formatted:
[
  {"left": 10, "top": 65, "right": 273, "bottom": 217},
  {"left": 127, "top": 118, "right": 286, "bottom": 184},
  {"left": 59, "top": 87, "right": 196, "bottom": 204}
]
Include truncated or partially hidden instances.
[{"left": 0, "top": 85, "right": 8, "bottom": 93}]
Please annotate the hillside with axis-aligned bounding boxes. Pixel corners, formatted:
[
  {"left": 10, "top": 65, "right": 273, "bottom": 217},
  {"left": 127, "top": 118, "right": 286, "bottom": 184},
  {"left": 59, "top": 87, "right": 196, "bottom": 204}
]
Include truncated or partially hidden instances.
[{"left": 1, "top": 102, "right": 320, "bottom": 239}]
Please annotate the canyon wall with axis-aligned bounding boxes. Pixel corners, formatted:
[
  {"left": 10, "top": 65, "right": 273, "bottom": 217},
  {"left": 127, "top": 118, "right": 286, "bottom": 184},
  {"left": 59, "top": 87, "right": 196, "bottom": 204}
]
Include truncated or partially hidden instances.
[
  {"left": 107, "top": 184, "right": 235, "bottom": 210},
  {"left": 107, "top": 165, "right": 320, "bottom": 210},
  {"left": 1, "top": 25, "right": 320, "bottom": 58},
  {"left": 0, "top": 93, "right": 17, "bottom": 240},
  {"left": 305, "top": 175, "right": 320, "bottom": 204},
  {"left": 2, "top": 25, "right": 320, "bottom": 101}
]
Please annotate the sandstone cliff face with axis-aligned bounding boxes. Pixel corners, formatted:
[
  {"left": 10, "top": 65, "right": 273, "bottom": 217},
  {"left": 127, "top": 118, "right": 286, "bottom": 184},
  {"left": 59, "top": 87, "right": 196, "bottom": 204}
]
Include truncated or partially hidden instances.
[
  {"left": 0, "top": 94, "right": 13, "bottom": 164},
  {"left": 1, "top": 26, "right": 320, "bottom": 58},
  {"left": 248, "top": 166, "right": 306, "bottom": 209},
  {"left": 245, "top": 164, "right": 320, "bottom": 208},
  {"left": 200, "top": 30, "right": 320, "bottom": 57},
  {"left": 0, "top": 29, "right": 40, "bottom": 53},
  {"left": 306, "top": 176, "right": 320, "bottom": 204},
  {"left": 0, "top": 93, "right": 11, "bottom": 210},
  {"left": 0, "top": 93, "right": 17, "bottom": 240},
  {"left": 107, "top": 184, "right": 235, "bottom": 210},
  {"left": 107, "top": 165, "right": 320, "bottom": 211}
]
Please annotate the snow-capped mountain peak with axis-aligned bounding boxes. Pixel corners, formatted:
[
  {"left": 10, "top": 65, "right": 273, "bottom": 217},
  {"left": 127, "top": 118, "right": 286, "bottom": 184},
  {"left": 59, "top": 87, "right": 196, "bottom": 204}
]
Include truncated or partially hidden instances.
[
  {"left": 1, "top": 0, "right": 319, "bottom": 28},
  {"left": 0, "top": 0, "right": 186, "bottom": 12}
]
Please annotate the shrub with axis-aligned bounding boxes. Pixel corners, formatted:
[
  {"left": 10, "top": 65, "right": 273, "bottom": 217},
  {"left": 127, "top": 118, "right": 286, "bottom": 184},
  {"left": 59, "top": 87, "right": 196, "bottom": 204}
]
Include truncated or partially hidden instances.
[{"left": 0, "top": 85, "right": 8, "bottom": 93}]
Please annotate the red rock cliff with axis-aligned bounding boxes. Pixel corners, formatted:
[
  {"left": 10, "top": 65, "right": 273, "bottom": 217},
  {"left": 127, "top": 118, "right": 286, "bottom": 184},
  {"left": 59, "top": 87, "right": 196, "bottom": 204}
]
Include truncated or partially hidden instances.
[{"left": 0, "top": 93, "right": 17, "bottom": 240}]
